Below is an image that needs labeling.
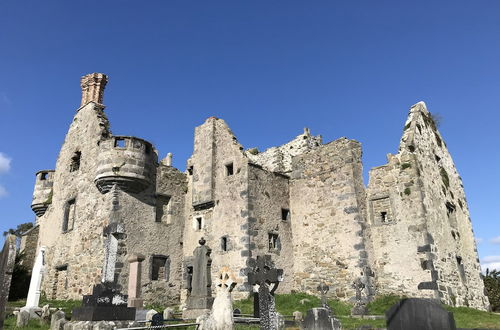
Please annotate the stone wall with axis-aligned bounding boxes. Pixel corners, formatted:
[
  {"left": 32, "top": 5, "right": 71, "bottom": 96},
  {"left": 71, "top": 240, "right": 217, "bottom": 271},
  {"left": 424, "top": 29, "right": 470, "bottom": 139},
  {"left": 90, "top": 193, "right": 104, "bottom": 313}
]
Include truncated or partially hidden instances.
[
  {"left": 289, "top": 138, "right": 369, "bottom": 300},
  {"left": 19, "top": 225, "right": 39, "bottom": 272},
  {"left": 183, "top": 118, "right": 251, "bottom": 301},
  {"left": 366, "top": 102, "right": 489, "bottom": 310},
  {"left": 246, "top": 128, "right": 322, "bottom": 174},
  {"left": 38, "top": 101, "right": 111, "bottom": 300},
  {"left": 247, "top": 164, "right": 293, "bottom": 293}
]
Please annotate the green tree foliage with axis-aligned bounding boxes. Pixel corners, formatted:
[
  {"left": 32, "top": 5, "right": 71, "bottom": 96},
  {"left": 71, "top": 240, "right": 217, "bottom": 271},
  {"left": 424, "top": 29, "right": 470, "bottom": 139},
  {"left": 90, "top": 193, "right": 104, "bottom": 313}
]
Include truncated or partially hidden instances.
[
  {"left": 484, "top": 269, "right": 500, "bottom": 312},
  {"left": 8, "top": 251, "right": 31, "bottom": 301}
]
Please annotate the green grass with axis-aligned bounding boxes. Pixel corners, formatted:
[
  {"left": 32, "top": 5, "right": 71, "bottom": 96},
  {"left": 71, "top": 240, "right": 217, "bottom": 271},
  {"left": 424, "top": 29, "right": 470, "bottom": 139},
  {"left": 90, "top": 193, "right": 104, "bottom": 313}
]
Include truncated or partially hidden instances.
[
  {"left": 3, "top": 316, "right": 50, "bottom": 329},
  {"left": 367, "top": 294, "right": 404, "bottom": 315},
  {"left": 6, "top": 294, "right": 500, "bottom": 329},
  {"left": 445, "top": 306, "right": 500, "bottom": 329}
]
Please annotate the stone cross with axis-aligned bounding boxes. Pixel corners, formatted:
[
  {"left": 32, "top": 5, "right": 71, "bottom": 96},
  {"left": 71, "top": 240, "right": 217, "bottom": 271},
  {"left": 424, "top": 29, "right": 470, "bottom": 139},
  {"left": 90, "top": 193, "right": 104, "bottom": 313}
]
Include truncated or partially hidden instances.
[
  {"left": 25, "top": 246, "right": 46, "bottom": 308},
  {"left": 351, "top": 277, "right": 368, "bottom": 315},
  {"left": 127, "top": 253, "right": 145, "bottom": 308},
  {"left": 247, "top": 255, "right": 283, "bottom": 330},
  {"left": 0, "top": 235, "right": 17, "bottom": 329},
  {"left": 317, "top": 281, "right": 329, "bottom": 308},
  {"left": 184, "top": 238, "right": 214, "bottom": 319}
]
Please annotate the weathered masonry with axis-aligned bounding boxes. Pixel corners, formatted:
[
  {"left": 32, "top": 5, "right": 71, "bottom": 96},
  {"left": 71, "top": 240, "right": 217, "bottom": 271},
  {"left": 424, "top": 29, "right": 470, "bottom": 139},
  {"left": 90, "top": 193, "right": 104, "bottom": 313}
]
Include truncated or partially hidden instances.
[{"left": 21, "top": 73, "right": 489, "bottom": 310}]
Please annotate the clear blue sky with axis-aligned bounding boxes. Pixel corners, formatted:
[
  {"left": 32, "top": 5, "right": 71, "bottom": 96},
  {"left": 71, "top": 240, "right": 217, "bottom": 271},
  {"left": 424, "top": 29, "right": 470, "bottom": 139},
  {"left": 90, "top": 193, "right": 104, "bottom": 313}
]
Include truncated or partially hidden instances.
[{"left": 0, "top": 1, "right": 499, "bottom": 271}]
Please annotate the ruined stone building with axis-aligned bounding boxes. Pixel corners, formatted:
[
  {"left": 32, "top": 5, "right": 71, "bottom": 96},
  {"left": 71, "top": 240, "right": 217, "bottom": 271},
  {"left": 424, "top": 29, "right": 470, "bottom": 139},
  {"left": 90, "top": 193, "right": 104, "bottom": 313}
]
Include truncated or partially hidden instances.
[{"left": 22, "top": 73, "right": 489, "bottom": 310}]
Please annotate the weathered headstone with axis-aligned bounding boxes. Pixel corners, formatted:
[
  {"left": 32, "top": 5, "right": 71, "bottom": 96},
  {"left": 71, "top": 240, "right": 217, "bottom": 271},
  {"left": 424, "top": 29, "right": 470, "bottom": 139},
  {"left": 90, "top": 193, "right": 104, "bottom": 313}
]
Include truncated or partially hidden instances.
[
  {"left": 40, "top": 304, "right": 51, "bottom": 324},
  {"left": 247, "top": 255, "right": 283, "bottom": 330},
  {"left": 145, "top": 309, "right": 158, "bottom": 321},
  {"left": 0, "top": 235, "right": 16, "bottom": 329},
  {"left": 385, "top": 298, "right": 456, "bottom": 330},
  {"left": 184, "top": 238, "right": 214, "bottom": 319},
  {"left": 302, "top": 307, "right": 341, "bottom": 330},
  {"left": 50, "top": 310, "right": 66, "bottom": 330},
  {"left": 197, "top": 266, "right": 237, "bottom": 330},
  {"left": 127, "top": 253, "right": 145, "bottom": 308},
  {"left": 302, "top": 281, "right": 341, "bottom": 330},
  {"left": 351, "top": 278, "right": 368, "bottom": 315},
  {"left": 163, "top": 307, "right": 175, "bottom": 320},
  {"left": 17, "top": 309, "right": 30, "bottom": 327}
]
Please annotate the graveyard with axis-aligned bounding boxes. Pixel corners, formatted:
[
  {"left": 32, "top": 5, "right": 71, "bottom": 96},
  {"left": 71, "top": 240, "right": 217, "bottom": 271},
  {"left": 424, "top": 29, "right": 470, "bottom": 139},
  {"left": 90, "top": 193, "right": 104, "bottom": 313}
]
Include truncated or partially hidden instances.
[{"left": 1, "top": 235, "right": 499, "bottom": 330}]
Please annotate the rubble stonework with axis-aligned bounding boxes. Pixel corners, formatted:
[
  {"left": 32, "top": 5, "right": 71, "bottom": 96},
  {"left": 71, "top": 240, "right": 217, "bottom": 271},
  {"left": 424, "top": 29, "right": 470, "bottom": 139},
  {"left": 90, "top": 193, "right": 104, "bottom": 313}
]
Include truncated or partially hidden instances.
[{"left": 21, "top": 73, "right": 489, "bottom": 310}]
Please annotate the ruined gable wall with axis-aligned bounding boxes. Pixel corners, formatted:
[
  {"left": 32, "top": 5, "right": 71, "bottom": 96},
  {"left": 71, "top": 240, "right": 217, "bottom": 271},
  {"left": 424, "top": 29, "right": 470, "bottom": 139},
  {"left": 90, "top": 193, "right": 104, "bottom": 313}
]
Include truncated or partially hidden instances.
[
  {"left": 246, "top": 129, "right": 322, "bottom": 173},
  {"left": 366, "top": 154, "right": 434, "bottom": 299},
  {"left": 247, "top": 164, "right": 293, "bottom": 293},
  {"left": 38, "top": 102, "right": 110, "bottom": 300},
  {"left": 399, "top": 103, "right": 488, "bottom": 310},
  {"left": 366, "top": 102, "right": 488, "bottom": 310},
  {"left": 289, "top": 138, "right": 368, "bottom": 300},
  {"left": 183, "top": 118, "right": 251, "bottom": 301}
]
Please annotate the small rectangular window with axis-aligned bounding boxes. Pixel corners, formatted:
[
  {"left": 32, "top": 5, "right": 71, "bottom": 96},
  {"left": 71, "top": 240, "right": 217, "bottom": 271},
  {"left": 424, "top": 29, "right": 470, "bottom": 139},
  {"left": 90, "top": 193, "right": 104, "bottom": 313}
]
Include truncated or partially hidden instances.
[
  {"left": 40, "top": 172, "right": 48, "bottom": 180},
  {"left": 62, "top": 199, "right": 76, "bottom": 232},
  {"left": 151, "top": 256, "right": 170, "bottom": 281},
  {"left": 196, "top": 217, "right": 202, "bottom": 230},
  {"left": 225, "top": 163, "right": 234, "bottom": 176},
  {"left": 281, "top": 208, "right": 290, "bottom": 221},
  {"left": 115, "top": 138, "right": 126, "bottom": 148},
  {"left": 188, "top": 166, "right": 194, "bottom": 176},
  {"left": 221, "top": 236, "right": 228, "bottom": 251},
  {"left": 380, "top": 212, "right": 387, "bottom": 222}
]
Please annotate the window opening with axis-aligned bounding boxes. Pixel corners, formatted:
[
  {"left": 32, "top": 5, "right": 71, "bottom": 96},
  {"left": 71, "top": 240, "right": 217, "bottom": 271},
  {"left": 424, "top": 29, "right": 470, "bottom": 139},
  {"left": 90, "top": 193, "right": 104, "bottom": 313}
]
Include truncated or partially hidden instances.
[
  {"left": 225, "top": 163, "right": 234, "bottom": 176},
  {"left": 69, "top": 151, "right": 81, "bottom": 172},
  {"left": 151, "top": 256, "right": 170, "bottom": 281},
  {"left": 188, "top": 166, "right": 194, "bottom": 175},
  {"left": 221, "top": 236, "right": 228, "bottom": 251},
  {"left": 62, "top": 199, "right": 76, "bottom": 232},
  {"left": 114, "top": 138, "right": 126, "bottom": 148},
  {"left": 40, "top": 172, "right": 48, "bottom": 180},
  {"left": 281, "top": 208, "right": 290, "bottom": 221},
  {"left": 380, "top": 212, "right": 387, "bottom": 222},
  {"left": 196, "top": 217, "right": 202, "bottom": 230}
]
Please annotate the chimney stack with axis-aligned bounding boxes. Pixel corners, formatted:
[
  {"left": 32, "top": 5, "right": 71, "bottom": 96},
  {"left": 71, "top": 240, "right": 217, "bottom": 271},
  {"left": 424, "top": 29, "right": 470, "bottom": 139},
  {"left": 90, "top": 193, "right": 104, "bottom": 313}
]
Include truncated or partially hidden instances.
[{"left": 80, "top": 73, "right": 108, "bottom": 107}]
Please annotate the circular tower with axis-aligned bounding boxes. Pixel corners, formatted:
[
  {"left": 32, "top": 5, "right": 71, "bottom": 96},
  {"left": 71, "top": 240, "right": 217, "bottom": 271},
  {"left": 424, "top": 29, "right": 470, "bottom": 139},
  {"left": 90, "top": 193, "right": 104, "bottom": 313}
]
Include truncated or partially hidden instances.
[
  {"left": 31, "top": 170, "right": 55, "bottom": 217},
  {"left": 95, "top": 136, "right": 157, "bottom": 193}
]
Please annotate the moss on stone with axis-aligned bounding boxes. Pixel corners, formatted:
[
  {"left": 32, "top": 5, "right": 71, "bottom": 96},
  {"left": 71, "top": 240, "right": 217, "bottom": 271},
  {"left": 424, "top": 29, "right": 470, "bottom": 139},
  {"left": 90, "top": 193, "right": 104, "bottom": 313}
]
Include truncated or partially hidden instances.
[{"left": 404, "top": 187, "right": 411, "bottom": 195}]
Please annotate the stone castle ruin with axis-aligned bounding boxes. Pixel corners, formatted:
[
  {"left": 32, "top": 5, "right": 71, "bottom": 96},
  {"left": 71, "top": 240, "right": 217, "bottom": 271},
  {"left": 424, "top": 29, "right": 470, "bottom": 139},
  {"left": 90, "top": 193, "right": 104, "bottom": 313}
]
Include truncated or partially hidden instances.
[{"left": 21, "top": 73, "right": 489, "bottom": 311}]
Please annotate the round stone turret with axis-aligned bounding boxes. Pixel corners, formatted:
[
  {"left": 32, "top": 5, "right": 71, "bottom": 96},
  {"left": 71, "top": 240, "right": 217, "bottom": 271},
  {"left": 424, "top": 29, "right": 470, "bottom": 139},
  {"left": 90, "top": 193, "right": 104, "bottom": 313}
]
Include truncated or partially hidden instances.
[
  {"left": 31, "top": 170, "right": 55, "bottom": 217},
  {"left": 95, "top": 136, "right": 158, "bottom": 194}
]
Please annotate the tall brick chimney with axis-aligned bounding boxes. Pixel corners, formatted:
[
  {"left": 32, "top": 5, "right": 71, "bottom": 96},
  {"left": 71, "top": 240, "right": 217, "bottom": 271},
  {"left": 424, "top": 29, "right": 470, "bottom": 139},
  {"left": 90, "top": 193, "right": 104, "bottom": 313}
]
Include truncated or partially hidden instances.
[{"left": 80, "top": 73, "right": 108, "bottom": 107}]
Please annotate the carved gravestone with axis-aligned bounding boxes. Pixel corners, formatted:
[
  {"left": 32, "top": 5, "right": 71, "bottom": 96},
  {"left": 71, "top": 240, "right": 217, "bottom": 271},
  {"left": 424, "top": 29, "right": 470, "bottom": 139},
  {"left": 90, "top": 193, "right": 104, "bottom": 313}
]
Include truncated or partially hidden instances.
[
  {"left": 385, "top": 298, "right": 456, "bottom": 330},
  {"left": 184, "top": 238, "right": 214, "bottom": 319},
  {"left": 247, "top": 255, "right": 283, "bottom": 330},
  {"left": 0, "top": 235, "right": 16, "bottom": 329},
  {"left": 302, "top": 281, "right": 341, "bottom": 330},
  {"left": 351, "top": 277, "right": 368, "bottom": 315}
]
